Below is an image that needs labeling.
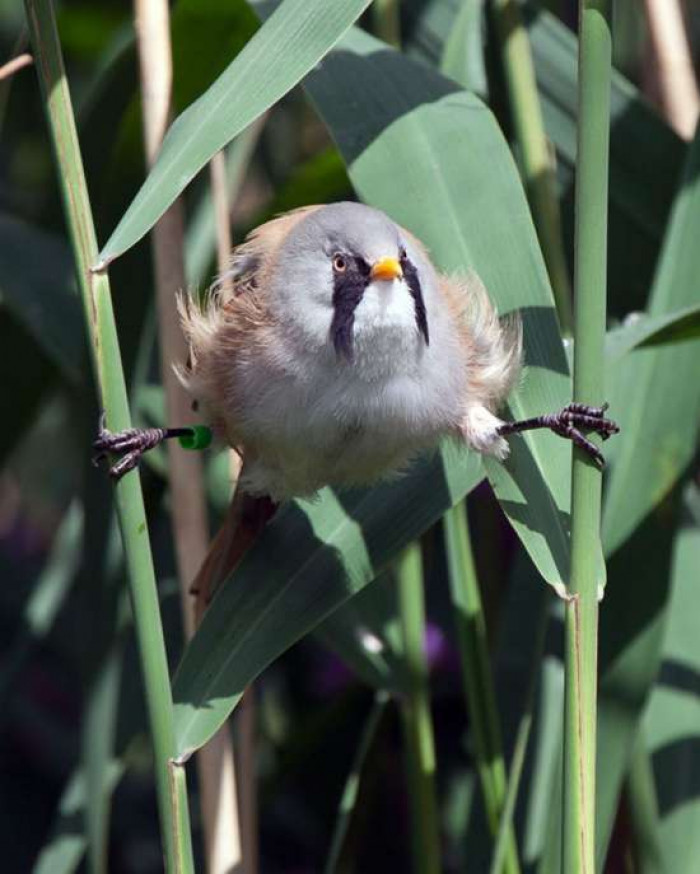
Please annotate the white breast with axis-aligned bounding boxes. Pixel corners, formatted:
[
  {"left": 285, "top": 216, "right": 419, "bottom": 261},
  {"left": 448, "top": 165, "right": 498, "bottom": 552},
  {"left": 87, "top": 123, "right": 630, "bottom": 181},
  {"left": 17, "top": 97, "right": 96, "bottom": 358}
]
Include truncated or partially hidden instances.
[{"left": 231, "top": 277, "right": 468, "bottom": 500}]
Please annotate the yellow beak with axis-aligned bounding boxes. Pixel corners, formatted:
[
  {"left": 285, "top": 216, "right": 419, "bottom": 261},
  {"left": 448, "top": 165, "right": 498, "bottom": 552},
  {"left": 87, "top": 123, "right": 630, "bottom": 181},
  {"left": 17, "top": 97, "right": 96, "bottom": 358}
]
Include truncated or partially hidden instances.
[{"left": 370, "top": 257, "right": 403, "bottom": 282}]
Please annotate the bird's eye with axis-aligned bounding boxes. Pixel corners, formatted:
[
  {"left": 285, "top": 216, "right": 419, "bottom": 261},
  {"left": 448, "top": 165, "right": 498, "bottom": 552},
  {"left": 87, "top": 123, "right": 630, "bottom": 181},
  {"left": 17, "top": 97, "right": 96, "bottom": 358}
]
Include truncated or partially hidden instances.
[
  {"left": 332, "top": 253, "right": 347, "bottom": 273},
  {"left": 399, "top": 246, "right": 407, "bottom": 262}
]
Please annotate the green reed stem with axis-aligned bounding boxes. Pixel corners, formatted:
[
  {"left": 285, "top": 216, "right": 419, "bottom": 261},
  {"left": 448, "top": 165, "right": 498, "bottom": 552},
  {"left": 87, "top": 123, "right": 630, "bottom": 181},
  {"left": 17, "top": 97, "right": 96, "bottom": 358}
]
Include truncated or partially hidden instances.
[
  {"left": 397, "top": 542, "right": 441, "bottom": 874},
  {"left": 563, "top": 2, "right": 611, "bottom": 871},
  {"left": 324, "top": 692, "right": 389, "bottom": 874},
  {"left": 24, "top": 2, "right": 194, "bottom": 870},
  {"left": 489, "top": 594, "right": 549, "bottom": 874},
  {"left": 443, "top": 502, "right": 520, "bottom": 874},
  {"left": 491, "top": 0, "right": 573, "bottom": 335}
]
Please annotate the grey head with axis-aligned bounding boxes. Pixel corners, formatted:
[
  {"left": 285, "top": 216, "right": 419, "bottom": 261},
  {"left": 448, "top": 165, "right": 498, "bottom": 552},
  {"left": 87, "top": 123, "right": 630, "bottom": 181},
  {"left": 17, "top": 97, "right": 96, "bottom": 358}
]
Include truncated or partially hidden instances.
[{"left": 269, "top": 202, "right": 433, "bottom": 360}]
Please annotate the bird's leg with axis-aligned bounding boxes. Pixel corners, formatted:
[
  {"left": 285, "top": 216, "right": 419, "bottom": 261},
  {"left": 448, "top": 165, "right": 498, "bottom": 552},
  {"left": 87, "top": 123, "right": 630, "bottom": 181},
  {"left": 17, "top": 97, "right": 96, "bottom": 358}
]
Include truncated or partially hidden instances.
[
  {"left": 92, "top": 412, "right": 207, "bottom": 479},
  {"left": 497, "top": 402, "right": 620, "bottom": 467}
]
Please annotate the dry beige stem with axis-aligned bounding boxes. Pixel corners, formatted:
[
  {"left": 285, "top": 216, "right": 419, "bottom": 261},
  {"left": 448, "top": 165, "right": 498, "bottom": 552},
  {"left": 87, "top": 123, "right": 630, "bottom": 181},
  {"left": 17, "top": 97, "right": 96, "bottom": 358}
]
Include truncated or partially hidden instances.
[
  {"left": 0, "top": 53, "right": 33, "bottom": 80},
  {"left": 134, "top": 1, "right": 243, "bottom": 871},
  {"left": 643, "top": 0, "right": 699, "bottom": 140}
]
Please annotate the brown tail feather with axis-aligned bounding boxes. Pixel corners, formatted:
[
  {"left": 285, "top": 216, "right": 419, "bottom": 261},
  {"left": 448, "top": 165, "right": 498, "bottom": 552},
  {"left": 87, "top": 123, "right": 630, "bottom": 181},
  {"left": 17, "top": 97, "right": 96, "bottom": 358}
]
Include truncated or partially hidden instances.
[{"left": 191, "top": 488, "right": 277, "bottom": 622}]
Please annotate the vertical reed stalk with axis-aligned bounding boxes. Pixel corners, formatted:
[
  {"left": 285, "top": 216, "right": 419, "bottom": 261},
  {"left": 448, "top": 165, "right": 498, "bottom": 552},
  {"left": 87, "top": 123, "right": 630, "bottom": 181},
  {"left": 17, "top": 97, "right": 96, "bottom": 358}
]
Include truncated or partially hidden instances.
[
  {"left": 133, "top": 3, "right": 243, "bottom": 871},
  {"left": 24, "top": 1, "right": 194, "bottom": 870},
  {"left": 210, "top": 148, "right": 258, "bottom": 873},
  {"left": 443, "top": 502, "right": 520, "bottom": 874},
  {"left": 491, "top": 0, "right": 573, "bottom": 334},
  {"left": 489, "top": 597, "right": 548, "bottom": 874},
  {"left": 563, "top": 2, "right": 611, "bottom": 871},
  {"left": 397, "top": 542, "right": 441, "bottom": 874},
  {"left": 642, "top": 0, "right": 700, "bottom": 140},
  {"left": 324, "top": 692, "right": 389, "bottom": 874},
  {"left": 209, "top": 151, "right": 235, "bottom": 293},
  {"left": 134, "top": 0, "right": 208, "bottom": 637}
]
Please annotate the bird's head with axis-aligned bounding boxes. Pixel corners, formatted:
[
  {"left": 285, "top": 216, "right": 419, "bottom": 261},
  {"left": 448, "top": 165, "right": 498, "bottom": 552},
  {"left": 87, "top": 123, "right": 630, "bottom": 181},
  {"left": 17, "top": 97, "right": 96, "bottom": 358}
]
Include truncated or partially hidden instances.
[{"left": 268, "top": 202, "right": 433, "bottom": 362}]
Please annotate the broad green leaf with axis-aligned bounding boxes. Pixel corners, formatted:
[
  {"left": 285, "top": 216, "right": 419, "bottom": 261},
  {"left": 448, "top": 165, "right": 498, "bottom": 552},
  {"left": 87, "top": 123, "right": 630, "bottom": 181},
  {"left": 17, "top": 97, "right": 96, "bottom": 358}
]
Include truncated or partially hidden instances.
[
  {"left": 642, "top": 486, "right": 700, "bottom": 874},
  {"left": 173, "top": 445, "right": 483, "bottom": 756},
  {"left": 603, "top": 126, "right": 700, "bottom": 555},
  {"left": 405, "top": 0, "right": 686, "bottom": 315},
  {"left": 0, "top": 214, "right": 84, "bottom": 385},
  {"left": 97, "top": 0, "right": 373, "bottom": 266},
  {"left": 605, "top": 302, "right": 700, "bottom": 362},
  {"left": 303, "top": 27, "right": 575, "bottom": 591}
]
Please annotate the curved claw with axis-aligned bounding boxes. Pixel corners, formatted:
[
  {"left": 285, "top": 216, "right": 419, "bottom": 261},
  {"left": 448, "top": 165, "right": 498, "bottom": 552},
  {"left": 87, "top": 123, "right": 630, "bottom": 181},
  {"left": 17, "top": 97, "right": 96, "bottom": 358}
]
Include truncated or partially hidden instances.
[
  {"left": 496, "top": 401, "right": 620, "bottom": 468},
  {"left": 92, "top": 415, "right": 166, "bottom": 480}
]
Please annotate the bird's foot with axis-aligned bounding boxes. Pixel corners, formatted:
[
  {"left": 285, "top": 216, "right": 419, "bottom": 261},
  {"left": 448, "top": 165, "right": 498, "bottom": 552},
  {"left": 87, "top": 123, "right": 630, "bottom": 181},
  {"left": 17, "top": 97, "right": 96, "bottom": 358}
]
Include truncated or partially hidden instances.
[
  {"left": 497, "top": 402, "right": 620, "bottom": 467},
  {"left": 92, "top": 413, "right": 169, "bottom": 480},
  {"left": 543, "top": 403, "right": 620, "bottom": 466}
]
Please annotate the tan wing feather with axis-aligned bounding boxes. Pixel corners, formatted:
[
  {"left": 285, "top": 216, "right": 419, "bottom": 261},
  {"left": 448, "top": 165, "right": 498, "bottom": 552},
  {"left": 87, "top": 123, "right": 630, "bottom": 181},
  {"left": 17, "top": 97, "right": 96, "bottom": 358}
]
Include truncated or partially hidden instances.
[
  {"left": 439, "top": 271, "right": 522, "bottom": 410},
  {"left": 176, "top": 205, "right": 324, "bottom": 440}
]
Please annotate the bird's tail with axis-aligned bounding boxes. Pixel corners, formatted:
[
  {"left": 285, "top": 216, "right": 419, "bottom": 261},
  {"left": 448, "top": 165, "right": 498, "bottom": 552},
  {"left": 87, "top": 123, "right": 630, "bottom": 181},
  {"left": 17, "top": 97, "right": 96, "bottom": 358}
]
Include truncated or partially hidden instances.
[{"left": 191, "top": 483, "right": 277, "bottom": 619}]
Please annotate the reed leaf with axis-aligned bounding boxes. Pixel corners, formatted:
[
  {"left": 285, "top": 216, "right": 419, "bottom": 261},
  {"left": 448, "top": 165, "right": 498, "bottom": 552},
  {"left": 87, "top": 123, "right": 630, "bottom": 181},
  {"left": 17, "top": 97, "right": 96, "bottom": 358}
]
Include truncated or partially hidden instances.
[{"left": 96, "top": 0, "right": 373, "bottom": 267}]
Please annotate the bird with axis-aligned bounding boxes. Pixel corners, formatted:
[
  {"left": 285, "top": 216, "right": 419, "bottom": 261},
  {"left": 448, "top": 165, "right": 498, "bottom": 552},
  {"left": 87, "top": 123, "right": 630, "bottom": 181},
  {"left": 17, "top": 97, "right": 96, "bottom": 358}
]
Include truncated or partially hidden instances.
[{"left": 93, "top": 202, "right": 618, "bottom": 594}]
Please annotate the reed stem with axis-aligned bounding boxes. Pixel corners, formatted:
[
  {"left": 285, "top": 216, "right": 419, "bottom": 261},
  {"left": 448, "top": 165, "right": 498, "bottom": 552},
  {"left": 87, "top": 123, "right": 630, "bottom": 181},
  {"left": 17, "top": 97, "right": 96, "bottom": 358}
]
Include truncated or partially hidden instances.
[
  {"left": 397, "top": 542, "right": 441, "bottom": 874},
  {"left": 24, "top": 1, "right": 194, "bottom": 869},
  {"left": 563, "top": 2, "right": 611, "bottom": 871},
  {"left": 443, "top": 502, "right": 520, "bottom": 873},
  {"left": 133, "top": 2, "right": 245, "bottom": 871},
  {"left": 491, "top": 0, "right": 573, "bottom": 334}
]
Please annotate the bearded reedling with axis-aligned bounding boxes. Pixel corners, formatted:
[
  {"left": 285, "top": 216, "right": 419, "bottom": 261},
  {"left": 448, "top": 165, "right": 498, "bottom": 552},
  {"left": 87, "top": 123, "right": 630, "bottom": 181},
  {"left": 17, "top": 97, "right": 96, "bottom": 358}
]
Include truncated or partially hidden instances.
[{"left": 94, "top": 203, "right": 619, "bottom": 594}]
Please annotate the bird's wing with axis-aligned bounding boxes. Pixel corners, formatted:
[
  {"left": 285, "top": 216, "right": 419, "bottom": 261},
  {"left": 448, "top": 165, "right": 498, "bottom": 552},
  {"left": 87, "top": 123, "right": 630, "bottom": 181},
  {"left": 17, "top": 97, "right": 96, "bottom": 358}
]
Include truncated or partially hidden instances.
[
  {"left": 177, "top": 205, "right": 325, "bottom": 433},
  {"left": 439, "top": 271, "right": 522, "bottom": 409}
]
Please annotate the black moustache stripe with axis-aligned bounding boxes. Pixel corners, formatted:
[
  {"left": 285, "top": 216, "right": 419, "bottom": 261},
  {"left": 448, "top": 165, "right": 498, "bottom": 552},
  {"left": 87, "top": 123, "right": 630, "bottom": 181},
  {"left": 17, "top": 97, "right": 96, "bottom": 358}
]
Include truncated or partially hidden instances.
[
  {"left": 331, "top": 268, "right": 368, "bottom": 361},
  {"left": 330, "top": 256, "right": 430, "bottom": 361},
  {"left": 402, "top": 258, "right": 430, "bottom": 346}
]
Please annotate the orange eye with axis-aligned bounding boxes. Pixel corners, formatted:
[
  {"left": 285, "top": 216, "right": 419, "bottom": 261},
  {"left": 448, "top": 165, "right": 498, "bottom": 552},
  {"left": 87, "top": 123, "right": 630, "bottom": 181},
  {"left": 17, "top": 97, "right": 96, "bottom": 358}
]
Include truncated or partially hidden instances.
[{"left": 332, "top": 254, "right": 347, "bottom": 273}]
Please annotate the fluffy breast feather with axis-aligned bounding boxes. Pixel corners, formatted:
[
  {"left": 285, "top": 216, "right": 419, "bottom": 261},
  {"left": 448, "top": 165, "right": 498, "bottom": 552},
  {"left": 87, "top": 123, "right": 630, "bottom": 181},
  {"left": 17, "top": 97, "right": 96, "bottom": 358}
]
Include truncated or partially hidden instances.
[{"left": 177, "top": 208, "right": 522, "bottom": 498}]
